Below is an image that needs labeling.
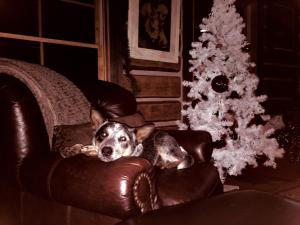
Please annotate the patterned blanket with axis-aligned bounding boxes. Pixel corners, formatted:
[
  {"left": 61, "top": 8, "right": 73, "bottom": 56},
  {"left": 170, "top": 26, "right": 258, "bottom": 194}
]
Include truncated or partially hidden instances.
[{"left": 0, "top": 58, "right": 91, "bottom": 146}]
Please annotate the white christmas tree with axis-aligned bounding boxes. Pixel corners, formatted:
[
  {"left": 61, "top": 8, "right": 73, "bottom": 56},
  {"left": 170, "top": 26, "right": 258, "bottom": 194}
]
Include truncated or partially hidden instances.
[{"left": 179, "top": 0, "right": 284, "bottom": 181}]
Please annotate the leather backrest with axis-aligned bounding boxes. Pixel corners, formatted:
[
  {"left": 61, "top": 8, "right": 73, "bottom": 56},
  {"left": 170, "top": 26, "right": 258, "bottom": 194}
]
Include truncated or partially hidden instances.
[
  {"left": 0, "top": 74, "right": 139, "bottom": 189},
  {"left": 0, "top": 75, "right": 50, "bottom": 187},
  {"left": 78, "top": 80, "right": 137, "bottom": 119}
]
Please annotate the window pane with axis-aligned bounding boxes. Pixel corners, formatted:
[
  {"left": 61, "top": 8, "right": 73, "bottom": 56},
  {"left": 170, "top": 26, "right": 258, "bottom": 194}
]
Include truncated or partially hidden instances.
[
  {"left": 42, "top": 0, "right": 95, "bottom": 43},
  {"left": 0, "top": 0, "right": 38, "bottom": 36},
  {"left": 44, "top": 44, "right": 97, "bottom": 85},
  {"left": 0, "top": 38, "right": 40, "bottom": 64}
]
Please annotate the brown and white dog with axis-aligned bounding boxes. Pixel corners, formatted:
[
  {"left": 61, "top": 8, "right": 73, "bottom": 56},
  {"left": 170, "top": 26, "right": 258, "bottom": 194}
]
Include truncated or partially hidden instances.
[{"left": 82, "top": 109, "right": 194, "bottom": 170}]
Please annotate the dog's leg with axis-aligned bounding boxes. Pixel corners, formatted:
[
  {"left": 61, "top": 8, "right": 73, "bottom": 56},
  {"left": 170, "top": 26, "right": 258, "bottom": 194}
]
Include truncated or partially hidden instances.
[
  {"left": 60, "top": 144, "right": 84, "bottom": 158},
  {"left": 81, "top": 145, "right": 99, "bottom": 156},
  {"left": 176, "top": 146, "right": 194, "bottom": 169},
  {"left": 177, "top": 154, "right": 195, "bottom": 170}
]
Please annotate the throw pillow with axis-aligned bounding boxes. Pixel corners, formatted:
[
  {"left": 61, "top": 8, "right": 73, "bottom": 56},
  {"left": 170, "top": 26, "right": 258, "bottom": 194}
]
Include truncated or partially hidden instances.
[{"left": 52, "top": 123, "right": 94, "bottom": 158}]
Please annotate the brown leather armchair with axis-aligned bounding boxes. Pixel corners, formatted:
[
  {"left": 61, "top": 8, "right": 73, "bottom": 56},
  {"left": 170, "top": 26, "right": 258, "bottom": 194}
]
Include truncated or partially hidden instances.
[
  {"left": 117, "top": 190, "right": 300, "bottom": 225},
  {"left": 0, "top": 59, "right": 222, "bottom": 225}
]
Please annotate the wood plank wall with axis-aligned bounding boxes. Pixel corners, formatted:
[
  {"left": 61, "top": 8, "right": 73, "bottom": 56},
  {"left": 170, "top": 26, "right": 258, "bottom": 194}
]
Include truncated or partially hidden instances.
[
  {"left": 107, "top": 0, "right": 183, "bottom": 130},
  {"left": 120, "top": 70, "right": 182, "bottom": 130}
]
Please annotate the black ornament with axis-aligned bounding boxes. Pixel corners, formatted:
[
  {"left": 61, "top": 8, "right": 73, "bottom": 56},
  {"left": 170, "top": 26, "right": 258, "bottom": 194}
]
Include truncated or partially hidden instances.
[
  {"left": 211, "top": 75, "right": 229, "bottom": 93},
  {"left": 228, "top": 91, "right": 241, "bottom": 99}
]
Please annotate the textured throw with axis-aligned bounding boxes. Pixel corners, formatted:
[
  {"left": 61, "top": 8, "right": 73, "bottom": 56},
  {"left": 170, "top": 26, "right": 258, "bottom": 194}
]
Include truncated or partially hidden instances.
[{"left": 0, "top": 58, "right": 91, "bottom": 146}]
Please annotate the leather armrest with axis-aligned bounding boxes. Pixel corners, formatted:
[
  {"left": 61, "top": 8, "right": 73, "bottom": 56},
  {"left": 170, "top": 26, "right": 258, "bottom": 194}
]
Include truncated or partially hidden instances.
[
  {"left": 20, "top": 153, "right": 154, "bottom": 219},
  {"left": 166, "top": 130, "right": 213, "bottom": 162},
  {"left": 155, "top": 162, "right": 223, "bottom": 207}
]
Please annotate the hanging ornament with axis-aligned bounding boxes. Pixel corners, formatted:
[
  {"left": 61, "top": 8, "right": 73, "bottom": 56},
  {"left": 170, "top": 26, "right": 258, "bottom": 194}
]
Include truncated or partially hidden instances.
[
  {"left": 211, "top": 75, "right": 229, "bottom": 93},
  {"left": 242, "top": 42, "right": 251, "bottom": 52}
]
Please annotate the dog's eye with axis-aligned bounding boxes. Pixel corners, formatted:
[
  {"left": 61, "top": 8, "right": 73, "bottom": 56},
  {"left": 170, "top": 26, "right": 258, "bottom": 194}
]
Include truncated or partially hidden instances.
[
  {"left": 100, "top": 132, "right": 108, "bottom": 138},
  {"left": 119, "top": 136, "right": 127, "bottom": 142}
]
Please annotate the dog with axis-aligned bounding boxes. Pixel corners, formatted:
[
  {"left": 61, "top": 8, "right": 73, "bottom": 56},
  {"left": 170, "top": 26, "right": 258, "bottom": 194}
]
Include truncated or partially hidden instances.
[{"left": 83, "top": 109, "right": 194, "bottom": 170}]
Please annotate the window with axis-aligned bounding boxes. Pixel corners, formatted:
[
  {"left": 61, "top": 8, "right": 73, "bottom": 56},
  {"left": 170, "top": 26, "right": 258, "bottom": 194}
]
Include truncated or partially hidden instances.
[{"left": 0, "top": 0, "right": 109, "bottom": 85}]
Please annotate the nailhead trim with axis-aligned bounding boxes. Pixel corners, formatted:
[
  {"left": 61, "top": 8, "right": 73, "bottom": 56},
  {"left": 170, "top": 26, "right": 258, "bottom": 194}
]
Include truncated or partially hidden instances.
[{"left": 133, "top": 172, "right": 155, "bottom": 213}]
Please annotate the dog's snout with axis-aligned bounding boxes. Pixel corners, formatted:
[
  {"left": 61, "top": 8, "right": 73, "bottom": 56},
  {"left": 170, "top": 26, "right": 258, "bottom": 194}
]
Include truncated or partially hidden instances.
[{"left": 101, "top": 147, "right": 113, "bottom": 157}]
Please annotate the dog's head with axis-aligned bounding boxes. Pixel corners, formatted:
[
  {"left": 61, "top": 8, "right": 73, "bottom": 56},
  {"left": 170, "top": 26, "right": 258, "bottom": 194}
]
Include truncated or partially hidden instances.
[{"left": 91, "top": 109, "right": 154, "bottom": 162}]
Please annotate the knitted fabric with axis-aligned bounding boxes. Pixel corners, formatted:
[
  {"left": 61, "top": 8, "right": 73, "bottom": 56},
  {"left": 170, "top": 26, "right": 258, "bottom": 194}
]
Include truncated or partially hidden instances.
[{"left": 0, "top": 58, "right": 91, "bottom": 146}]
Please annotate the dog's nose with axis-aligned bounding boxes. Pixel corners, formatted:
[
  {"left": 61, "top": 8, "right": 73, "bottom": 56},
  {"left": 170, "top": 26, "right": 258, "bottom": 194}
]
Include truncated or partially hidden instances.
[{"left": 101, "top": 147, "right": 113, "bottom": 157}]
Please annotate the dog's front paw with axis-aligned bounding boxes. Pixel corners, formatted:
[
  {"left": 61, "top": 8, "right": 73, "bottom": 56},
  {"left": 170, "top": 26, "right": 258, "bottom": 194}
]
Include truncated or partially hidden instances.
[
  {"left": 80, "top": 145, "right": 98, "bottom": 156},
  {"left": 60, "top": 144, "right": 84, "bottom": 158}
]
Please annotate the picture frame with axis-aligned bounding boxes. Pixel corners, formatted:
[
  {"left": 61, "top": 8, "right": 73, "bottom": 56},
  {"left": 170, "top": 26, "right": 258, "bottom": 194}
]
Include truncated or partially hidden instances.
[{"left": 128, "top": 0, "right": 181, "bottom": 71}]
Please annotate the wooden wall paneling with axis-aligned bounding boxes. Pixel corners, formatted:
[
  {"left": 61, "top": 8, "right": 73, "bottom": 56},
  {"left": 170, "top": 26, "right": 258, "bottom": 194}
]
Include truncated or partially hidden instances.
[
  {"left": 260, "top": 0, "right": 298, "bottom": 64},
  {"left": 137, "top": 101, "right": 181, "bottom": 122},
  {"left": 107, "top": 0, "right": 184, "bottom": 128},
  {"left": 259, "top": 63, "right": 300, "bottom": 100},
  {"left": 257, "top": 77, "right": 296, "bottom": 97},
  {"left": 129, "top": 58, "right": 181, "bottom": 72},
  {"left": 156, "top": 125, "right": 179, "bottom": 130},
  {"left": 256, "top": 0, "right": 300, "bottom": 114},
  {"left": 258, "top": 77, "right": 298, "bottom": 115},
  {"left": 261, "top": 63, "right": 300, "bottom": 76},
  {"left": 262, "top": 98, "right": 294, "bottom": 114},
  {"left": 121, "top": 75, "right": 181, "bottom": 98}
]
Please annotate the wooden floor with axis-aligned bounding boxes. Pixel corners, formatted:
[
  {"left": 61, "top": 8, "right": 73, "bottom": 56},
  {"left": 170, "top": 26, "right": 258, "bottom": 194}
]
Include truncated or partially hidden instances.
[{"left": 225, "top": 157, "right": 300, "bottom": 201}]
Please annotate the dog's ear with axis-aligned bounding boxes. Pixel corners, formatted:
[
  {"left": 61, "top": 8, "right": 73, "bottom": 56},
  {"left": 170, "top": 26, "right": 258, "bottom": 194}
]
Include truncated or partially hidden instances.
[
  {"left": 135, "top": 123, "right": 155, "bottom": 143},
  {"left": 90, "top": 108, "right": 105, "bottom": 130}
]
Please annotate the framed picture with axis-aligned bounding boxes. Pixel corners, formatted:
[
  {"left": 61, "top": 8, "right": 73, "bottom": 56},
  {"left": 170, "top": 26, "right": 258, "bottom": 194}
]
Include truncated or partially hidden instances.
[{"left": 128, "top": 0, "right": 181, "bottom": 70}]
